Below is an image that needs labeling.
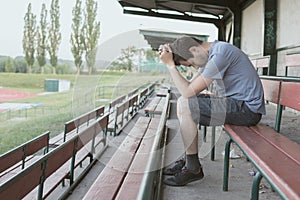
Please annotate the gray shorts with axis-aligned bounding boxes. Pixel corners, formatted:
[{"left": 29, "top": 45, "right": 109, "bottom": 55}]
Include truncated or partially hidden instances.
[{"left": 188, "top": 94, "right": 262, "bottom": 126}]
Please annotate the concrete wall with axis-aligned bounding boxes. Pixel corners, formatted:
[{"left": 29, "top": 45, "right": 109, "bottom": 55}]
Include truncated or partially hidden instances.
[
  {"left": 241, "top": 0, "right": 264, "bottom": 57},
  {"left": 277, "top": 0, "right": 300, "bottom": 76},
  {"left": 239, "top": 0, "right": 300, "bottom": 76}
]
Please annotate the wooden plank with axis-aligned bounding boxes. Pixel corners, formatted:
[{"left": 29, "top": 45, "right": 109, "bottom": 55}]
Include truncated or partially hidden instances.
[
  {"left": 83, "top": 117, "right": 151, "bottom": 200},
  {"left": 115, "top": 119, "right": 159, "bottom": 200},
  {"left": 250, "top": 125, "right": 300, "bottom": 165},
  {"left": 255, "top": 57, "right": 270, "bottom": 68},
  {"left": 261, "top": 79, "right": 280, "bottom": 103},
  {"left": 250, "top": 56, "right": 270, "bottom": 69},
  {"left": 45, "top": 140, "right": 75, "bottom": 178},
  {"left": 0, "top": 155, "right": 42, "bottom": 185},
  {"left": 95, "top": 106, "right": 105, "bottom": 117},
  {"left": 156, "top": 88, "right": 169, "bottom": 97},
  {"left": 144, "top": 97, "right": 161, "bottom": 113},
  {"left": 224, "top": 125, "right": 300, "bottom": 199},
  {"left": 0, "top": 148, "right": 24, "bottom": 173},
  {"left": 25, "top": 133, "right": 49, "bottom": 156},
  {"left": 0, "top": 162, "right": 43, "bottom": 200},
  {"left": 280, "top": 81, "right": 300, "bottom": 110},
  {"left": 0, "top": 131, "right": 49, "bottom": 173},
  {"left": 65, "top": 121, "right": 77, "bottom": 134},
  {"left": 154, "top": 97, "right": 166, "bottom": 114},
  {"left": 285, "top": 53, "right": 300, "bottom": 67}
]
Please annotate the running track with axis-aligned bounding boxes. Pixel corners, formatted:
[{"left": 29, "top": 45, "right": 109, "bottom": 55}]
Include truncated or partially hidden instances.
[{"left": 0, "top": 88, "right": 37, "bottom": 103}]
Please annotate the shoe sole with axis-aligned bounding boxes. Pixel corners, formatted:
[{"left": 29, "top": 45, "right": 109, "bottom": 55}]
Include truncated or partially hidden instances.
[{"left": 163, "top": 174, "right": 204, "bottom": 187}]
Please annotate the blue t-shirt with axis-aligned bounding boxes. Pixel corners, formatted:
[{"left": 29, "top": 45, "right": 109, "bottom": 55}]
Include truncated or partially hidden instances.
[{"left": 201, "top": 40, "right": 266, "bottom": 114}]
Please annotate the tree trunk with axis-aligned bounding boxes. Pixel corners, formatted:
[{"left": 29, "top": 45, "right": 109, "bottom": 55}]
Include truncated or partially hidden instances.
[{"left": 52, "top": 66, "right": 56, "bottom": 75}]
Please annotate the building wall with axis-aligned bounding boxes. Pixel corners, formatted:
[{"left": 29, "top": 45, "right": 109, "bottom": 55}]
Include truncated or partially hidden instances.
[
  {"left": 277, "top": 0, "right": 300, "bottom": 76},
  {"left": 241, "top": 0, "right": 264, "bottom": 57},
  {"left": 239, "top": 0, "right": 300, "bottom": 76}
]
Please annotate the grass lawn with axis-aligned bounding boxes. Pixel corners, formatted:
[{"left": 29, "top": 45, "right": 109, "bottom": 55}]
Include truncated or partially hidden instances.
[{"left": 0, "top": 71, "right": 168, "bottom": 154}]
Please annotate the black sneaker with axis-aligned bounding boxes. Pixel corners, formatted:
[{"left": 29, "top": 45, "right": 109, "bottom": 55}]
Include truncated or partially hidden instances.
[
  {"left": 163, "top": 158, "right": 185, "bottom": 175},
  {"left": 163, "top": 167, "right": 204, "bottom": 186}
]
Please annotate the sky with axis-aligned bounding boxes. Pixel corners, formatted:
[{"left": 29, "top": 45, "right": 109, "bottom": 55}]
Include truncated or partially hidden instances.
[{"left": 0, "top": 0, "right": 217, "bottom": 60}]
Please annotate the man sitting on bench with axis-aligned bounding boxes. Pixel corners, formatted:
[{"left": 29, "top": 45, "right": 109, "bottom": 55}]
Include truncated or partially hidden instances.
[{"left": 158, "top": 36, "right": 266, "bottom": 186}]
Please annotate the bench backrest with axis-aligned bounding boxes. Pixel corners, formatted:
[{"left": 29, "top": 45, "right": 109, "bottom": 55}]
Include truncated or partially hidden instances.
[
  {"left": 279, "top": 81, "right": 300, "bottom": 111},
  {"left": 127, "top": 87, "right": 139, "bottom": 98},
  {"left": 0, "top": 113, "right": 109, "bottom": 200},
  {"left": 0, "top": 131, "right": 50, "bottom": 173},
  {"left": 285, "top": 53, "right": 300, "bottom": 76},
  {"left": 108, "top": 94, "right": 126, "bottom": 113},
  {"left": 115, "top": 100, "right": 130, "bottom": 120},
  {"left": 64, "top": 106, "right": 105, "bottom": 141},
  {"left": 140, "top": 87, "right": 148, "bottom": 98},
  {"left": 251, "top": 56, "right": 270, "bottom": 75},
  {"left": 261, "top": 79, "right": 280, "bottom": 104},
  {"left": 129, "top": 94, "right": 139, "bottom": 109},
  {"left": 253, "top": 56, "right": 270, "bottom": 69}
]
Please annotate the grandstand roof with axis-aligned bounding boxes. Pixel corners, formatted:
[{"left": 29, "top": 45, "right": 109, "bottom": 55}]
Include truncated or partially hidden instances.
[{"left": 139, "top": 29, "right": 209, "bottom": 50}]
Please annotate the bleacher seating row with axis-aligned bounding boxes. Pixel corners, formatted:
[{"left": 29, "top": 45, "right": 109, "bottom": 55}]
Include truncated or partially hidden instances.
[
  {"left": 83, "top": 91, "right": 171, "bottom": 200},
  {"left": 0, "top": 81, "right": 167, "bottom": 200}
]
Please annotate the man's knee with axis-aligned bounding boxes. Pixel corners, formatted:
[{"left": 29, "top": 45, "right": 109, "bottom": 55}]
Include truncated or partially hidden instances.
[
  {"left": 177, "top": 96, "right": 200, "bottom": 124},
  {"left": 177, "top": 96, "right": 190, "bottom": 116}
]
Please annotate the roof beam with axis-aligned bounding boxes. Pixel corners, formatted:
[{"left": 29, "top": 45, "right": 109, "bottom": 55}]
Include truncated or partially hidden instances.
[
  {"left": 156, "top": 0, "right": 228, "bottom": 8},
  {"left": 123, "top": 9, "right": 221, "bottom": 25}
]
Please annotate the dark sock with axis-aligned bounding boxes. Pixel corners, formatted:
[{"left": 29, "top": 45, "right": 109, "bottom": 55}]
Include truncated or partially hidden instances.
[{"left": 185, "top": 154, "right": 201, "bottom": 173}]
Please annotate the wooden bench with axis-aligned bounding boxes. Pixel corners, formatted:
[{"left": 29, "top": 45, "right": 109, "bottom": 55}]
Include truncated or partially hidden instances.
[
  {"left": 0, "top": 113, "right": 109, "bottom": 200},
  {"left": 83, "top": 93, "right": 170, "bottom": 200},
  {"left": 223, "top": 77, "right": 300, "bottom": 200},
  {"left": 0, "top": 131, "right": 50, "bottom": 184}
]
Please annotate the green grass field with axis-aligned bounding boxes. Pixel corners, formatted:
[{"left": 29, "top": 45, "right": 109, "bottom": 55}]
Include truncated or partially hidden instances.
[{"left": 0, "top": 71, "right": 168, "bottom": 154}]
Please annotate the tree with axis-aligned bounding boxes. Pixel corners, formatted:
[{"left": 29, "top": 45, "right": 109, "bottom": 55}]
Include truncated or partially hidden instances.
[
  {"left": 70, "top": 0, "right": 84, "bottom": 75},
  {"left": 111, "top": 46, "right": 138, "bottom": 71},
  {"left": 14, "top": 57, "right": 27, "bottom": 73},
  {"left": 36, "top": 3, "right": 47, "bottom": 74},
  {"left": 82, "top": 0, "right": 100, "bottom": 75},
  {"left": 5, "top": 58, "right": 13, "bottom": 72},
  {"left": 22, "top": 3, "right": 36, "bottom": 74},
  {"left": 47, "top": 0, "right": 61, "bottom": 75}
]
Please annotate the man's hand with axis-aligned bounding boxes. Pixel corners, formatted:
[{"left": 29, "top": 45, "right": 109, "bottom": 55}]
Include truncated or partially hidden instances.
[{"left": 158, "top": 44, "right": 176, "bottom": 68}]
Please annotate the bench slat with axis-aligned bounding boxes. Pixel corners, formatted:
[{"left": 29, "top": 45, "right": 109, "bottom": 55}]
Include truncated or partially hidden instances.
[
  {"left": 261, "top": 79, "right": 280, "bottom": 103},
  {"left": 285, "top": 53, "right": 300, "bottom": 67},
  {"left": 0, "top": 163, "right": 43, "bottom": 199},
  {"left": 280, "top": 81, "right": 300, "bottom": 110},
  {"left": 0, "top": 131, "right": 49, "bottom": 173},
  {"left": 250, "top": 125, "right": 300, "bottom": 165},
  {"left": 83, "top": 117, "right": 152, "bottom": 200},
  {"left": 115, "top": 120, "right": 158, "bottom": 200}
]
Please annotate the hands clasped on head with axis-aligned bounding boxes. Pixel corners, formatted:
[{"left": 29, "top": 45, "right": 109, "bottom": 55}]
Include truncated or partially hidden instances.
[{"left": 158, "top": 44, "right": 175, "bottom": 67}]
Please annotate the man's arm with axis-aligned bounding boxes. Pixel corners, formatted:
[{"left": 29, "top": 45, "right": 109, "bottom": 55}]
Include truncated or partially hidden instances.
[
  {"left": 168, "top": 67, "right": 212, "bottom": 98},
  {"left": 159, "top": 44, "right": 213, "bottom": 98}
]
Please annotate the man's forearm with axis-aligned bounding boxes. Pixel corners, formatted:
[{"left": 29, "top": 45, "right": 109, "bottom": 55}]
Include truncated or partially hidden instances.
[{"left": 168, "top": 66, "right": 197, "bottom": 98}]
